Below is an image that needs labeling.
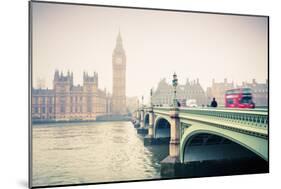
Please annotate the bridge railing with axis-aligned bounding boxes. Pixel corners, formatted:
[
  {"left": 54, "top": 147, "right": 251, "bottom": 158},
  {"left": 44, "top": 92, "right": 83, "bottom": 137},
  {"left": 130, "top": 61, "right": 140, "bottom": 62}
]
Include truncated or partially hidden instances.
[
  {"left": 178, "top": 107, "right": 268, "bottom": 128},
  {"left": 152, "top": 106, "right": 268, "bottom": 133},
  {"left": 136, "top": 106, "right": 268, "bottom": 135}
]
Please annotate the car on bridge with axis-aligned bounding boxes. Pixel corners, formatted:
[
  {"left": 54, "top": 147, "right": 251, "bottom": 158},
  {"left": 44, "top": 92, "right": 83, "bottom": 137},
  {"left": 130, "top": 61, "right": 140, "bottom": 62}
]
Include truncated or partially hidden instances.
[{"left": 186, "top": 99, "right": 198, "bottom": 108}]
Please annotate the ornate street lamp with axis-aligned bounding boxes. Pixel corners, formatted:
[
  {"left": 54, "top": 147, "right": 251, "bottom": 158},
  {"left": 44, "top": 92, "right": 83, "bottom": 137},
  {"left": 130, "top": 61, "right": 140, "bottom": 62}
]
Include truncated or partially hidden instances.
[
  {"left": 142, "top": 95, "right": 144, "bottom": 108},
  {"left": 172, "top": 72, "right": 178, "bottom": 107}
]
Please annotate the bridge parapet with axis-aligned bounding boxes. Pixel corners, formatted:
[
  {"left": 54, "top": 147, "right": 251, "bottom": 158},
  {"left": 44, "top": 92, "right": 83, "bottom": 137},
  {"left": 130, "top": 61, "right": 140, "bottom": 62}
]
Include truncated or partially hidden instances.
[
  {"left": 179, "top": 108, "right": 268, "bottom": 127},
  {"left": 152, "top": 107, "right": 268, "bottom": 137},
  {"left": 135, "top": 106, "right": 268, "bottom": 137}
]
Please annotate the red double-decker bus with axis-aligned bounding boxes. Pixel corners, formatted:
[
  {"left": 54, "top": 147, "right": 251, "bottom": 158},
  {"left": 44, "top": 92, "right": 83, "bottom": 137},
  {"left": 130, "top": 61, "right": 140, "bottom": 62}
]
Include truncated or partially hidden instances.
[{"left": 225, "top": 88, "right": 255, "bottom": 108}]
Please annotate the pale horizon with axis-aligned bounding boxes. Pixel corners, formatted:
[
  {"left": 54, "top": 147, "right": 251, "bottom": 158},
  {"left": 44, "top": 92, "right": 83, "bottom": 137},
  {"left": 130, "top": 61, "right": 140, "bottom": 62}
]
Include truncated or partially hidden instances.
[{"left": 32, "top": 2, "right": 268, "bottom": 103}]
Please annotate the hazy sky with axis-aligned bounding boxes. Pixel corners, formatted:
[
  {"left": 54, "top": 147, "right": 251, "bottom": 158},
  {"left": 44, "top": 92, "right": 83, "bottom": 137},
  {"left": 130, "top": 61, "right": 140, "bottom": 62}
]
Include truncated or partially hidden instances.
[{"left": 32, "top": 2, "right": 268, "bottom": 102}]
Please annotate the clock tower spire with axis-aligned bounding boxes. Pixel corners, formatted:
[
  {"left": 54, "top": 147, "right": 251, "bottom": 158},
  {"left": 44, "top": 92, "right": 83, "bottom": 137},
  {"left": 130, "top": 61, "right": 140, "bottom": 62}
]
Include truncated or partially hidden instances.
[{"left": 112, "top": 31, "right": 126, "bottom": 114}]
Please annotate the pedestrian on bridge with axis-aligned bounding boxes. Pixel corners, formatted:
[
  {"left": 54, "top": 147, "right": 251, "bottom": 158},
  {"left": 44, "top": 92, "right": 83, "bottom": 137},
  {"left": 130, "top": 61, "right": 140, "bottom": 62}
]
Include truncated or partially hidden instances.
[
  {"left": 177, "top": 100, "right": 181, "bottom": 107},
  {"left": 211, "top": 97, "right": 218, "bottom": 108}
]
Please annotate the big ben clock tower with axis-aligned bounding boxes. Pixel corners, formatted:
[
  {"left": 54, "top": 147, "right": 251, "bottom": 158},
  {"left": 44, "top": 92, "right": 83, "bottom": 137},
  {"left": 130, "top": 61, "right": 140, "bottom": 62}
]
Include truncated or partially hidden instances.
[{"left": 112, "top": 31, "right": 126, "bottom": 114}]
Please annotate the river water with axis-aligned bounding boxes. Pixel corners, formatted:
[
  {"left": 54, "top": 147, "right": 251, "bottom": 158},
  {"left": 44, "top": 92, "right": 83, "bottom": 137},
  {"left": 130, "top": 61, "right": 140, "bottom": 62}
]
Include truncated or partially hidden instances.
[{"left": 32, "top": 121, "right": 169, "bottom": 187}]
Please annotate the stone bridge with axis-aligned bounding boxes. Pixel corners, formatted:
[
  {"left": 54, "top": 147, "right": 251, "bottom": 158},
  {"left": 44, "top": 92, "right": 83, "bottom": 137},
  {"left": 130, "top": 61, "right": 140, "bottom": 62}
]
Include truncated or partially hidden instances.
[{"left": 133, "top": 106, "right": 268, "bottom": 176}]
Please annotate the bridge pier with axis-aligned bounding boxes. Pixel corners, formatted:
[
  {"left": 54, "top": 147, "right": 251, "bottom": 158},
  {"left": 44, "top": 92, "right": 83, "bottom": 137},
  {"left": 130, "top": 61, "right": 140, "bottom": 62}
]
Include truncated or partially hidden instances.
[
  {"left": 148, "top": 108, "right": 154, "bottom": 137},
  {"left": 144, "top": 108, "right": 156, "bottom": 145},
  {"left": 137, "top": 108, "right": 148, "bottom": 134},
  {"left": 160, "top": 107, "right": 181, "bottom": 177},
  {"left": 136, "top": 110, "right": 140, "bottom": 121},
  {"left": 132, "top": 110, "right": 140, "bottom": 128}
]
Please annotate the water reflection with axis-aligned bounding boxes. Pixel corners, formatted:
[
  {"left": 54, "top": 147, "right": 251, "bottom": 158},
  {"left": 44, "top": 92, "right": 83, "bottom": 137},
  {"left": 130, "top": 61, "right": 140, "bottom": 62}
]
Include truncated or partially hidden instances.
[{"left": 32, "top": 121, "right": 168, "bottom": 187}]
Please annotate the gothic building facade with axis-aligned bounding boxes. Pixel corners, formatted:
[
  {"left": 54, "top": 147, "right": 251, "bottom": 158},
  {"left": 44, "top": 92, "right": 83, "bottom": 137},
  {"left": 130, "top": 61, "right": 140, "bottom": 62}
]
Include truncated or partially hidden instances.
[
  {"left": 151, "top": 78, "right": 207, "bottom": 106},
  {"left": 237, "top": 79, "right": 268, "bottom": 107},
  {"left": 32, "top": 71, "right": 111, "bottom": 121},
  {"left": 32, "top": 32, "right": 129, "bottom": 121},
  {"left": 206, "top": 78, "right": 268, "bottom": 107},
  {"left": 206, "top": 79, "right": 235, "bottom": 106}
]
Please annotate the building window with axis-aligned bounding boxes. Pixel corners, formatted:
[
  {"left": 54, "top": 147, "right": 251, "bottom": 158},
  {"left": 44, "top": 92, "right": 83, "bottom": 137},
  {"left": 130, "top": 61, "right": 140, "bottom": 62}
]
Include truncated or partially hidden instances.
[
  {"left": 42, "top": 97, "right": 46, "bottom": 104},
  {"left": 60, "top": 105, "right": 65, "bottom": 113},
  {"left": 60, "top": 96, "right": 66, "bottom": 113},
  {"left": 42, "top": 107, "right": 46, "bottom": 113},
  {"left": 87, "top": 97, "right": 92, "bottom": 112},
  {"left": 49, "top": 97, "right": 53, "bottom": 104},
  {"left": 35, "top": 107, "right": 38, "bottom": 113},
  {"left": 34, "top": 97, "right": 38, "bottom": 105},
  {"left": 60, "top": 96, "right": 65, "bottom": 103}
]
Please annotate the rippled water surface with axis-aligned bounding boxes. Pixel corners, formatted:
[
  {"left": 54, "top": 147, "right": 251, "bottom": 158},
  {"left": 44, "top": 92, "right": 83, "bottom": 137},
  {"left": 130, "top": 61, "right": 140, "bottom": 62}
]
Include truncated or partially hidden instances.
[{"left": 32, "top": 121, "right": 168, "bottom": 187}]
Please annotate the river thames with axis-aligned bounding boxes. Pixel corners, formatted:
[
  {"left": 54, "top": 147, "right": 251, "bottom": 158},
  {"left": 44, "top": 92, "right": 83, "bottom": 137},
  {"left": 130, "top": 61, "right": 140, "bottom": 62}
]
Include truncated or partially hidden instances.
[{"left": 32, "top": 121, "right": 169, "bottom": 187}]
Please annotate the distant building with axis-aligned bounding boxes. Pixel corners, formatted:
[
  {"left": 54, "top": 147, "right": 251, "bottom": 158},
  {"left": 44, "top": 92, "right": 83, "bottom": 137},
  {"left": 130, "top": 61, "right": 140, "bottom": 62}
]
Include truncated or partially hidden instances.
[
  {"left": 32, "top": 71, "right": 110, "bottom": 121},
  {"left": 206, "top": 78, "right": 234, "bottom": 106},
  {"left": 179, "top": 78, "right": 208, "bottom": 106},
  {"left": 206, "top": 78, "right": 268, "bottom": 107},
  {"left": 237, "top": 79, "right": 268, "bottom": 107},
  {"left": 152, "top": 78, "right": 207, "bottom": 106},
  {"left": 152, "top": 79, "right": 173, "bottom": 106},
  {"left": 126, "top": 96, "right": 139, "bottom": 114}
]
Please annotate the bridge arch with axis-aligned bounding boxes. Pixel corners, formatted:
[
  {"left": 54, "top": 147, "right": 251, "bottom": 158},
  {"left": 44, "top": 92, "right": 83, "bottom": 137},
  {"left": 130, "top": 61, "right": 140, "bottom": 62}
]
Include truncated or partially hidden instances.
[
  {"left": 180, "top": 124, "right": 268, "bottom": 163},
  {"left": 154, "top": 116, "right": 171, "bottom": 138}
]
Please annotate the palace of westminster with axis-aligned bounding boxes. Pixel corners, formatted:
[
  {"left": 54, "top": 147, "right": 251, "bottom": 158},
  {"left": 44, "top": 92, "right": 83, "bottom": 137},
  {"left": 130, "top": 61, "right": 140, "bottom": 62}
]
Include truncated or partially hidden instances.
[
  {"left": 32, "top": 32, "right": 268, "bottom": 121},
  {"left": 32, "top": 32, "right": 128, "bottom": 121}
]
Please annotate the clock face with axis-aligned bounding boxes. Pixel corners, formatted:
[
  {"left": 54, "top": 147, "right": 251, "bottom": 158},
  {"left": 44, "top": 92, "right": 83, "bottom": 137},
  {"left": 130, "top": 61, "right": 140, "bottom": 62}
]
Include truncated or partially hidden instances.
[{"left": 116, "top": 57, "right": 122, "bottom": 65}]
